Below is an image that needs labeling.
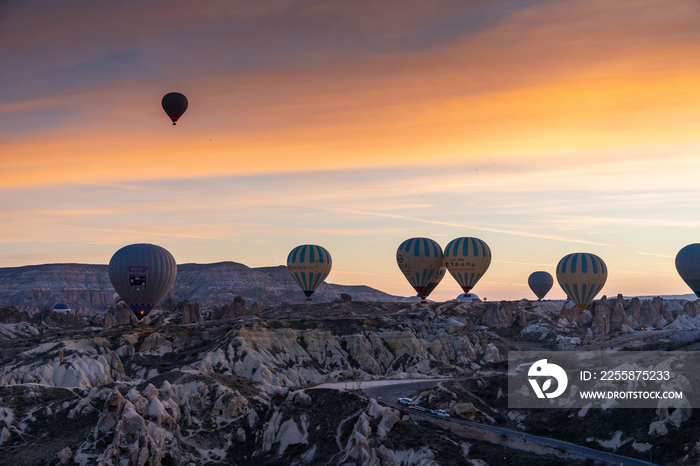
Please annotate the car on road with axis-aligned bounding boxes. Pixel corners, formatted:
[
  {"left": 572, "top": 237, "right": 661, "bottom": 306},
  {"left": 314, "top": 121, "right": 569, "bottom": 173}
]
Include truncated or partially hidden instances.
[
  {"left": 515, "top": 362, "right": 535, "bottom": 372},
  {"left": 434, "top": 409, "right": 450, "bottom": 418},
  {"left": 398, "top": 397, "right": 413, "bottom": 405}
]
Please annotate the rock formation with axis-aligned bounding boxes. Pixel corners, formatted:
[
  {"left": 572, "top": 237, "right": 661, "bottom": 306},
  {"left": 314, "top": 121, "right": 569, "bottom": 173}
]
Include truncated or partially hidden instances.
[
  {"left": 103, "top": 304, "right": 138, "bottom": 329},
  {"left": 2, "top": 297, "right": 700, "bottom": 464},
  {"left": 481, "top": 301, "right": 513, "bottom": 328}
]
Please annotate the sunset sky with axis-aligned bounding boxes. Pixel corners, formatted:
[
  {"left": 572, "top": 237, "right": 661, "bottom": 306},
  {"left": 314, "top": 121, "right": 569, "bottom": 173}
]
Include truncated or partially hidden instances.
[{"left": 2, "top": 0, "right": 700, "bottom": 301}]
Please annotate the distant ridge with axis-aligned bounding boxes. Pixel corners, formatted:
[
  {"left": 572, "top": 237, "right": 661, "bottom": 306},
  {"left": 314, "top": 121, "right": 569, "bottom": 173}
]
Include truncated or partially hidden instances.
[
  {"left": 625, "top": 294, "right": 698, "bottom": 301},
  {"left": 0, "top": 261, "right": 399, "bottom": 313}
]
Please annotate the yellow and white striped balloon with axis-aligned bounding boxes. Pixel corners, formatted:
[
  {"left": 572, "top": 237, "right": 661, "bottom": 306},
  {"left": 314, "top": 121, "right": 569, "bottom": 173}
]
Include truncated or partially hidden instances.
[
  {"left": 396, "top": 238, "right": 444, "bottom": 298},
  {"left": 556, "top": 253, "right": 607, "bottom": 311},
  {"left": 444, "top": 237, "right": 491, "bottom": 293},
  {"left": 287, "top": 244, "right": 332, "bottom": 299}
]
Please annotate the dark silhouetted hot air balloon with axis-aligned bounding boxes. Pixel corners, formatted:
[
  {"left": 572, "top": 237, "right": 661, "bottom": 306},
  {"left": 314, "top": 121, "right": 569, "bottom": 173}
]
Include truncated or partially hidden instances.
[
  {"left": 528, "top": 271, "right": 553, "bottom": 300},
  {"left": 556, "top": 253, "right": 607, "bottom": 311},
  {"left": 287, "top": 245, "right": 332, "bottom": 301},
  {"left": 444, "top": 237, "right": 491, "bottom": 293},
  {"left": 53, "top": 303, "right": 71, "bottom": 314},
  {"left": 108, "top": 243, "right": 177, "bottom": 319},
  {"left": 396, "top": 238, "right": 443, "bottom": 299},
  {"left": 162, "top": 92, "right": 188, "bottom": 125},
  {"left": 421, "top": 260, "right": 447, "bottom": 300},
  {"left": 675, "top": 244, "right": 700, "bottom": 298}
]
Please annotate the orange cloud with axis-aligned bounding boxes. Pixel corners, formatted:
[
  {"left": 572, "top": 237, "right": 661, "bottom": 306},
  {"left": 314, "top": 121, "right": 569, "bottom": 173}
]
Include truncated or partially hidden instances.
[{"left": 2, "top": 0, "right": 699, "bottom": 190}]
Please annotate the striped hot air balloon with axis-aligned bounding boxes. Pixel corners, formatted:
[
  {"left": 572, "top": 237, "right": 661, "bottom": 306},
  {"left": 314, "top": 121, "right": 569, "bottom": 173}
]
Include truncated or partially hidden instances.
[
  {"left": 287, "top": 245, "right": 332, "bottom": 300},
  {"left": 556, "top": 253, "right": 607, "bottom": 311},
  {"left": 108, "top": 243, "right": 177, "bottom": 319},
  {"left": 444, "top": 237, "right": 491, "bottom": 293},
  {"left": 528, "top": 271, "right": 554, "bottom": 300},
  {"left": 396, "top": 238, "right": 444, "bottom": 299}
]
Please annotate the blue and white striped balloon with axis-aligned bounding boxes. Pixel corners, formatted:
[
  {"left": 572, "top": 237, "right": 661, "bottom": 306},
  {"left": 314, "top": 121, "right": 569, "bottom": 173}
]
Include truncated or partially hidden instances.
[
  {"left": 396, "top": 238, "right": 444, "bottom": 298},
  {"left": 556, "top": 253, "right": 607, "bottom": 311},
  {"left": 287, "top": 245, "right": 332, "bottom": 299}
]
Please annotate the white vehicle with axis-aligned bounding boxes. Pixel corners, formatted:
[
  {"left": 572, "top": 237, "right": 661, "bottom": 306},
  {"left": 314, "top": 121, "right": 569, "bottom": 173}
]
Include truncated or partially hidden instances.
[
  {"left": 434, "top": 409, "right": 450, "bottom": 418},
  {"left": 515, "top": 362, "right": 535, "bottom": 372},
  {"left": 398, "top": 397, "right": 413, "bottom": 405}
]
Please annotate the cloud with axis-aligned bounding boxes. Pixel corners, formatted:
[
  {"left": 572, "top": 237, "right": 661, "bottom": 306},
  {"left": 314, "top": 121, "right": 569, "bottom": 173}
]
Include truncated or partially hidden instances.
[{"left": 2, "top": 0, "right": 700, "bottom": 190}]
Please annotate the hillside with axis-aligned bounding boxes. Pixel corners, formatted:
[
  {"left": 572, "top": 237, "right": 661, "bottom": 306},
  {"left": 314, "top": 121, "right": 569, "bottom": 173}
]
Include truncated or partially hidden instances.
[{"left": 0, "top": 262, "right": 398, "bottom": 313}]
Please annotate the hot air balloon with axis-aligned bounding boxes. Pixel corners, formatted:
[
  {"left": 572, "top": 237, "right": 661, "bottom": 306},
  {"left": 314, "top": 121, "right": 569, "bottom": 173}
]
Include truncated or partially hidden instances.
[
  {"left": 675, "top": 244, "right": 700, "bottom": 297},
  {"left": 444, "top": 237, "right": 491, "bottom": 293},
  {"left": 396, "top": 238, "right": 444, "bottom": 299},
  {"left": 162, "top": 92, "right": 188, "bottom": 125},
  {"left": 556, "top": 253, "right": 607, "bottom": 311},
  {"left": 287, "top": 245, "right": 332, "bottom": 301},
  {"left": 528, "top": 271, "right": 553, "bottom": 300},
  {"left": 108, "top": 243, "right": 177, "bottom": 319},
  {"left": 421, "top": 260, "right": 447, "bottom": 299},
  {"left": 53, "top": 303, "right": 71, "bottom": 314},
  {"left": 455, "top": 293, "right": 480, "bottom": 302}
]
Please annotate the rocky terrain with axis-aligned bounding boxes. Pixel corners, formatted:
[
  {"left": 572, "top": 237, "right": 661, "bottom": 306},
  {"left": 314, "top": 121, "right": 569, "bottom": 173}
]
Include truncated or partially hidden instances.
[
  {"left": 2, "top": 295, "right": 700, "bottom": 465},
  {"left": 0, "top": 262, "right": 398, "bottom": 314}
]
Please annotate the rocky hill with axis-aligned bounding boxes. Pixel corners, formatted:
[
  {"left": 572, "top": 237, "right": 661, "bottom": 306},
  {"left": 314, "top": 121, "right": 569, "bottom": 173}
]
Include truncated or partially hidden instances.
[
  {"left": 0, "top": 262, "right": 398, "bottom": 313},
  {"left": 2, "top": 297, "right": 700, "bottom": 465}
]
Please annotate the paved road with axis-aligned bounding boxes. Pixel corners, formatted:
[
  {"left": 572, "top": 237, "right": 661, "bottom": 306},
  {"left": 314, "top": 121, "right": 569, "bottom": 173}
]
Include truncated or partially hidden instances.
[
  {"left": 360, "top": 380, "right": 657, "bottom": 466},
  {"left": 585, "top": 328, "right": 700, "bottom": 351}
]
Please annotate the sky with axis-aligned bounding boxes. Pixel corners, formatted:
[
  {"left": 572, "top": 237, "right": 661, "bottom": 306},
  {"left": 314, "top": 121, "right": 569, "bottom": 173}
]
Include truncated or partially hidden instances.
[{"left": 1, "top": 0, "right": 700, "bottom": 301}]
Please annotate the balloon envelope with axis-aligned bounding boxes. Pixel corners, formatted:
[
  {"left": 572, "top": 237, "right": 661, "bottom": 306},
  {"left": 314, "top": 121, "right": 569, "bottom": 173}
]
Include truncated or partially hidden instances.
[
  {"left": 675, "top": 244, "right": 700, "bottom": 298},
  {"left": 108, "top": 243, "right": 177, "bottom": 319},
  {"left": 528, "top": 271, "right": 553, "bottom": 300},
  {"left": 444, "top": 237, "right": 491, "bottom": 293},
  {"left": 396, "top": 238, "right": 444, "bottom": 298},
  {"left": 287, "top": 245, "right": 332, "bottom": 299},
  {"left": 455, "top": 293, "right": 480, "bottom": 302},
  {"left": 53, "top": 303, "right": 70, "bottom": 313},
  {"left": 556, "top": 253, "right": 607, "bottom": 311},
  {"left": 162, "top": 92, "right": 188, "bottom": 125}
]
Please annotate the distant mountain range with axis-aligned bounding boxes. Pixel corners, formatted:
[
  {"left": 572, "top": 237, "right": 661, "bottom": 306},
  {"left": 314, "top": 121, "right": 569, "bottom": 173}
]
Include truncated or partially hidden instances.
[{"left": 0, "top": 262, "right": 399, "bottom": 313}]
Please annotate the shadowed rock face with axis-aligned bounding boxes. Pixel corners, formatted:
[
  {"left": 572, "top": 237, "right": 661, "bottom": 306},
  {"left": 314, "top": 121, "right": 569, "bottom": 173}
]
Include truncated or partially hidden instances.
[
  {"left": 482, "top": 301, "right": 514, "bottom": 328},
  {"left": 0, "top": 262, "right": 399, "bottom": 313},
  {"left": 0, "top": 306, "right": 31, "bottom": 324},
  {"left": 0, "top": 305, "right": 85, "bottom": 328},
  {"left": 0, "top": 301, "right": 499, "bottom": 465}
]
